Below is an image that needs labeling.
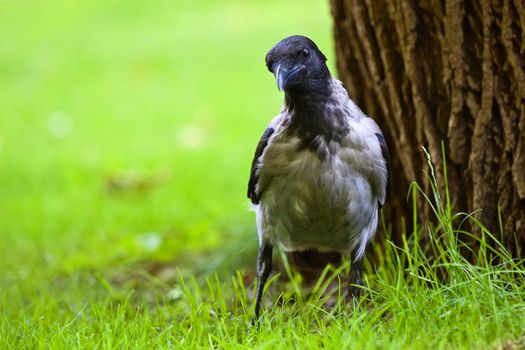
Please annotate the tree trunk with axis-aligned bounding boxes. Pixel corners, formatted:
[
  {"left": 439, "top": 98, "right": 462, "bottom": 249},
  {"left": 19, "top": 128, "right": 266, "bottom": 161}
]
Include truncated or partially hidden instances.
[{"left": 330, "top": 0, "right": 525, "bottom": 256}]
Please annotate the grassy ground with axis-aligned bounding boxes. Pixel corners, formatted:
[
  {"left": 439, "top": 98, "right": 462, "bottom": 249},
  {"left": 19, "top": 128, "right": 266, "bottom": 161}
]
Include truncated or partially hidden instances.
[{"left": 1, "top": 0, "right": 524, "bottom": 348}]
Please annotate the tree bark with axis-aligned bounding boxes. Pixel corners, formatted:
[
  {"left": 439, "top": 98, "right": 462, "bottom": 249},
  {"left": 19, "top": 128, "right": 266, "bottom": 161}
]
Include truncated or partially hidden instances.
[{"left": 330, "top": 0, "right": 525, "bottom": 256}]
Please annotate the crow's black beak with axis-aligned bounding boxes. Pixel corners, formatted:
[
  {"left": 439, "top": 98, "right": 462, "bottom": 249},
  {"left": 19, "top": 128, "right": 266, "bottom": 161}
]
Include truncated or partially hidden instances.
[{"left": 274, "top": 63, "right": 305, "bottom": 91}]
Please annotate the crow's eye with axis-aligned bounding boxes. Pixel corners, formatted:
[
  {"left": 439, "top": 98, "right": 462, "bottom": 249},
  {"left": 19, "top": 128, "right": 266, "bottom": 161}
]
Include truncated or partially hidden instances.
[{"left": 300, "top": 48, "right": 310, "bottom": 58}]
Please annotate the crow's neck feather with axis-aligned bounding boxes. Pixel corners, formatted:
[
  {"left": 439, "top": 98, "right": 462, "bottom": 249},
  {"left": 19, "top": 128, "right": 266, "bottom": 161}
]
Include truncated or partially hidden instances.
[{"left": 283, "top": 80, "right": 349, "bottom": 155}]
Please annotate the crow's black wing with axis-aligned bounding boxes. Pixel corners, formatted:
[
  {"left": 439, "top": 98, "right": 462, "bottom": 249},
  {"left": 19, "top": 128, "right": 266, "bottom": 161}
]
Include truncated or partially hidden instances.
[
  {"left": 375, "top": 132, "right": 389, "bottom": 168},
  {"left": 375, "top": 132, "right": 389, "bottom": 208},
  {"left": 247, "top": 127, "right": 275, "bottom": 204}
]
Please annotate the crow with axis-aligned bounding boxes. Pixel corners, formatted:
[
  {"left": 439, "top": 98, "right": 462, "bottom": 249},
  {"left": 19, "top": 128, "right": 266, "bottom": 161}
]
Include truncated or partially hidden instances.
[{"left": 248, "top": 35, "right": 388, "bottom": 320}]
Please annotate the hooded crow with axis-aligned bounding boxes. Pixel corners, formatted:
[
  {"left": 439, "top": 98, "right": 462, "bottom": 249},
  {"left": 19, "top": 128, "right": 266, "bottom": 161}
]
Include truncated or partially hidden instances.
[{"left": 248, "top": 35, "right": 388, "bottom": 319}]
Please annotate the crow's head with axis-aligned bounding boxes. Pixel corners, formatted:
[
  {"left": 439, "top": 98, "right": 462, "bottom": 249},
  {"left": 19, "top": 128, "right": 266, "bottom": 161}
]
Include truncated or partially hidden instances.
[{"left": 265, "top": 35, "right": 330, "bottom": 92}]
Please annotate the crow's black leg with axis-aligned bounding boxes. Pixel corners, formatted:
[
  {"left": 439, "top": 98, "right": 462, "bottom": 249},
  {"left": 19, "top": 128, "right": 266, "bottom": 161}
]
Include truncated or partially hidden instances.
[
  {"left": 253, "top": 244, "right": 273, "bottom": 322},
  {"left": 348, "top": 253, "right": 363, "bottom": 301}
]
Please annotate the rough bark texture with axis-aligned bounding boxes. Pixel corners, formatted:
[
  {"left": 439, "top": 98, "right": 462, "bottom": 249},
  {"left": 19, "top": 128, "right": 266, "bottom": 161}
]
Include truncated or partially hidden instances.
[{"left": 330, "top": 0, "right": 525, "bottom": 256}]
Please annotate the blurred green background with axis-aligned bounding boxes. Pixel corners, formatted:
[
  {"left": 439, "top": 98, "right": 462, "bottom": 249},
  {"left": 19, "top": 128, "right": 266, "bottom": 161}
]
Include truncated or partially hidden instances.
[{"left": 0, "top": 0, "right": 333, "bottom": 287}]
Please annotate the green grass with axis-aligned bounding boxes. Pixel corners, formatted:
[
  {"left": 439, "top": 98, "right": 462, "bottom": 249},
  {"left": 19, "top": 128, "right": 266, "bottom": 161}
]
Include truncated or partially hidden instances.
[{"left": 1, "top": 0, "right": 525, "bottom": 348}]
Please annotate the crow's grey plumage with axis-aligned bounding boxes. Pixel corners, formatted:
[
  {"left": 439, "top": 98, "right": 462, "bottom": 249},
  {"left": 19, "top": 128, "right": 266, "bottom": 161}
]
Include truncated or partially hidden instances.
[{"left": 248, "top": 35, "right": 388, "bottom": 320}]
